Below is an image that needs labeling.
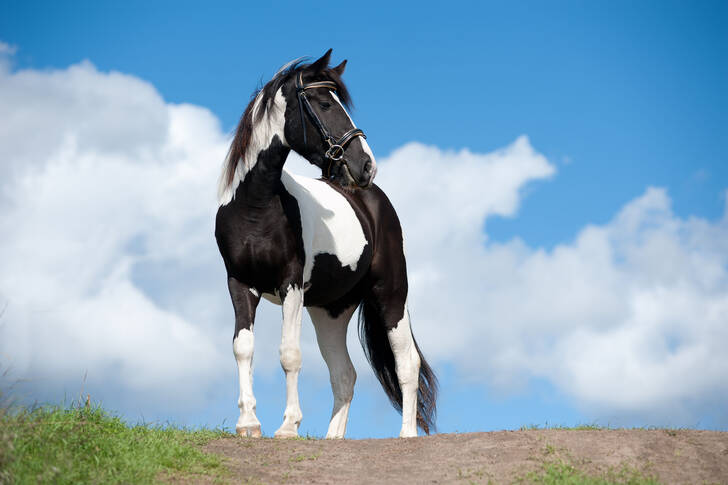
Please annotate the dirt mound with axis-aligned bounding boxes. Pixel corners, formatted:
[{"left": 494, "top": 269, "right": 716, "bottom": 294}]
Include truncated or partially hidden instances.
[{"left": 200, "top": 429, "right": 727, "bottom": 484}]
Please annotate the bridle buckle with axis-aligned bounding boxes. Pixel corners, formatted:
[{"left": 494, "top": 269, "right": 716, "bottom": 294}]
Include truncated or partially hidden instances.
[{"left": 325, "top": 144, "right": 345, "bottom": 161}]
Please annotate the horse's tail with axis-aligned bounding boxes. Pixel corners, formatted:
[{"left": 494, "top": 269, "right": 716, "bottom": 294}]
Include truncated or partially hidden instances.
[{"left": 357, "top": 297, "right": 438, "bottom": 434}]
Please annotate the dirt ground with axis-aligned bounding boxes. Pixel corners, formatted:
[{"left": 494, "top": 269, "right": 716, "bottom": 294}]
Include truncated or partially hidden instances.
[{"left": 193, "top": 429, "right": 727, "bottom": 484}]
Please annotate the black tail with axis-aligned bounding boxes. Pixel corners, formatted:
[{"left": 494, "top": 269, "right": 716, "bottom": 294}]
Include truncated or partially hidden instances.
[{"left": 357, "top": 298, "right": 438, "bottom": 434}]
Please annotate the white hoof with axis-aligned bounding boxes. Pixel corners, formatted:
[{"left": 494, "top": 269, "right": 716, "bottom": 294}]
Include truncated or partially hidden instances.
[
  {"left": 236, "top": 424, "right": 262, "bottom": 438},
  {"left": 274, "top": 423, "right": 299, "bottom": 439}
]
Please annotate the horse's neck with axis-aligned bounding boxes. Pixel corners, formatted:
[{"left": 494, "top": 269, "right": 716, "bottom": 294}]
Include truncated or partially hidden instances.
[{"left": 237, "top": 144, "right": 291, "bottom": 208}]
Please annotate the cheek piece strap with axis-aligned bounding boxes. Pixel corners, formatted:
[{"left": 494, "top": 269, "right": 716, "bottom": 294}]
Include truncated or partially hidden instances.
[{"left": 295, "top": 71, "right": 366, "bottom": 180}]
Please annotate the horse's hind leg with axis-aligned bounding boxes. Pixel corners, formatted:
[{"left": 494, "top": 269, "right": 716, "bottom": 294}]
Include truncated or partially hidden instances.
[
  {"left": 386, "top": 300, "right": 421, "bottom": 438},
  {"left": 363, "top": 277, "right": 436, "bottom": 437},
  {"left": 274, "top": 284, "right": 304, "bottom": 438},
  {"left": 228, "top": 276, "right": 262, "bottom": 438},
  {"left": 308, "top": 305, "right": 357, "bottom": 439}
]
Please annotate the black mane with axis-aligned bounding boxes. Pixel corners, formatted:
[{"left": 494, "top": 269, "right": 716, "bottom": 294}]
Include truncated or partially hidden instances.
[{"left": 222, "top": 58, "right": 353, "bottom": 189}]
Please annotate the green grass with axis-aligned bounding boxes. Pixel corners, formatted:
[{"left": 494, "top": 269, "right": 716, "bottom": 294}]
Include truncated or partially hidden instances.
[
  {"left": 520, "top": 461, "right": 661, "bottom": 485},
  {"left": 0, "top": 400, "right": 234, "bottom": 484},
  {"left": 292, "top": 432, "right": 322, "bottom": 440},
  {"left": 519, "top": 423, "right": 608, "bottom": 431},
  {"left": 509, "top": 442, "right": 662, "bottom": 485},
  {"left": 518, "top": 423, "right": 690, "bottom": 433}
]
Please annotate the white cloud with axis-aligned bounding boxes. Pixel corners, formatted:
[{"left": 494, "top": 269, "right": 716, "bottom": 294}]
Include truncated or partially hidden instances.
[
  {"left": 0, "top": 59, "right": 231, "bottom": 405},
  {"left": 0, "top": 54, "right": 725, "bottom": 427},
  {"left": 374, "top": 150, "right": 728, "bottom": 423},
  {"left": 0, "top": 41, "right": 17, "bottom": 57}
]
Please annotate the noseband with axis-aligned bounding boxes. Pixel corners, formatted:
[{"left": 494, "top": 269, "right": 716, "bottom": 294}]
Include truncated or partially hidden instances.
[{"left": 295, "top": 71, "right": 366, "bottom": 179}]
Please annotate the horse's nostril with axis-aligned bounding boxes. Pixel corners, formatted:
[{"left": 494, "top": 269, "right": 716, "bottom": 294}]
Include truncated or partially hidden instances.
[{"left": 357, "top": 160, "right": 375, "bottom": 187}]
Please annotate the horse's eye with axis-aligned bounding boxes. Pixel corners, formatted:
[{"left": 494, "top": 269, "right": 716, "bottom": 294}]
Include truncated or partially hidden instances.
[{"left": 319, "top": 102, "right": 332, "bottom": 111}]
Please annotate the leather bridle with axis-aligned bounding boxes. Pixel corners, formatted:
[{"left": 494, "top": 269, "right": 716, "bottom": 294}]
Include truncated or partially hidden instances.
[{"left": 295, "top": 71, "right": 366, "bottom": 180}]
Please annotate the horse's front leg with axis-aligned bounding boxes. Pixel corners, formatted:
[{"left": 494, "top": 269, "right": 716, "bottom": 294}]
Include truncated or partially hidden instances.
[
  {"left": 228, "top": 276, "right": 262, "bottom": 438},
  {"left": 274, "top": 283, "right": 304, "bottom": 438}
]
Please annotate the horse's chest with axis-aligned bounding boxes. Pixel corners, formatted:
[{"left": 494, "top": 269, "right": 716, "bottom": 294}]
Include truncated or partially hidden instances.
[{"left": 281, "top": 173, "right": 370, "bottom": 301}]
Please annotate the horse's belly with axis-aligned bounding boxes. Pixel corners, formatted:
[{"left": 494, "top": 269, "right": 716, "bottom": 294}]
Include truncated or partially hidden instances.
[{"left": 260, "top": 241, "right": 371, "bottom": 306}]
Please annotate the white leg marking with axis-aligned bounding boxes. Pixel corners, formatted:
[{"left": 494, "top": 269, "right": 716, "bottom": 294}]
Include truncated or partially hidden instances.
[
  {"left": 387, "top": 301, "right": 420, "bottom": 438},
  {"left": 308, "top": 305, "right": 357, "bottom": 439},
  {"left": 233, "top": 327, "right": 261, "bottom": 437},
  {"left": 275, "top": 285, "right": 304, "bottom": 438}
]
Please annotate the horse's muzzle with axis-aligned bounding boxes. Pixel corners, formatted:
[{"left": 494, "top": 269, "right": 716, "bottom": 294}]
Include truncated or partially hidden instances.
[{"left": 357, "top": 159, "right": 377, "bottom": 188}]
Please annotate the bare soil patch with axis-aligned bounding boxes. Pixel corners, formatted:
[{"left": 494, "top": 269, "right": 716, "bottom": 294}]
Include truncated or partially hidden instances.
[{"left": 196, "top": 429, "right": 727, "bottom": 484}]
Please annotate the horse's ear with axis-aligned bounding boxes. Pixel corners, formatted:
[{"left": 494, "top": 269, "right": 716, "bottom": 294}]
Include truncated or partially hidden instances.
[
  {"left": 311, "top": 48, "right": 333, "bottom": 72},
  {"left": 332, "top": 59, "right": 347, "bottom": 76}
]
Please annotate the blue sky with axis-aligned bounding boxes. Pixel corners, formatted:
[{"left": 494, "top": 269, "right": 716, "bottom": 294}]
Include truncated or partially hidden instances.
[
  {"left": 4, "top": 0, "right": 726, "bottom": 246},
  {"left": 1, "top": 1, "right": 726, "bottom": 437}
]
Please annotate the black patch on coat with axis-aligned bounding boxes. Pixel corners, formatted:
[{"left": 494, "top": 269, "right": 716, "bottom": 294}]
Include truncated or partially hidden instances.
[
  {"left": 215, "top": 136, "right": 305, "bottom": 297},
  {"left": 303, "top": 244, "right": 372, "bottom": 308}
]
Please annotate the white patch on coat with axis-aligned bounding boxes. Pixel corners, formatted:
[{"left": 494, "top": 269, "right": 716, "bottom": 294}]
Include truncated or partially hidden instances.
[
  {"left": 387, "top": 300, "right": 421, "bottom": 438},
  {"left": 275, "top": 284, "right": 304, "bottom": 437},
  {"left": 218, "top": 88, "right": 288, "bottom": 206},
  {"left": 280, "top": 171, "right": 367, "bottom": 285},
  {"left": 248, "top": 287, "right": 259, "bottom": 297},
  {"left": 330, "top": 91, "right": 376, "bottom": 172}
]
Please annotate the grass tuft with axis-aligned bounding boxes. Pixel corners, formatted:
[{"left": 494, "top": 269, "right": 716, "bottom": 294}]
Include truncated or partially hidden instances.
[
  {"left": 521, "top": 460, "right": 661, "bottom": 484},
  {"left": 519, "top": 423, "right": 608, "bottom": 431},
  {"left": 0, "top": 398, "right": 234, "bottom": 484}
]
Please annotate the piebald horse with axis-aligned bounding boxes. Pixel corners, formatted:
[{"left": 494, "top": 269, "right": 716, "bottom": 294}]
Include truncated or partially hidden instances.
[{"left": 215, "top": 49, "right": 436, "bottom": 438}]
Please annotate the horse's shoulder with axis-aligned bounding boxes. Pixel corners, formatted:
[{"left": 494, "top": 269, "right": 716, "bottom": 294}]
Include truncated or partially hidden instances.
[{"left": 339, "top": 183, "right": 403, "bottom": 237}]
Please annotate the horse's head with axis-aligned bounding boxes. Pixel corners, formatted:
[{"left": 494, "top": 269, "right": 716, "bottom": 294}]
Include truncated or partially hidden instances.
[
  {"left": 220, "top": 50, "right": 377, "bottom": 204},
  {"left": 282, "top": 49, "right": 377, "bottom": 188}
]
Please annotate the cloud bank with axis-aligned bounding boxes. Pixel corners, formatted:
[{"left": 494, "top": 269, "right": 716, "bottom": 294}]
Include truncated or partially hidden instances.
[
  {"left": 0, "top": 56, "right": 232, "bottom": 407},
  {"left": 377, "top": 152, "right": 728, "bottom": 422},
  {"left": 0, "top": 51, "right": 725, "bottom": 427}
]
